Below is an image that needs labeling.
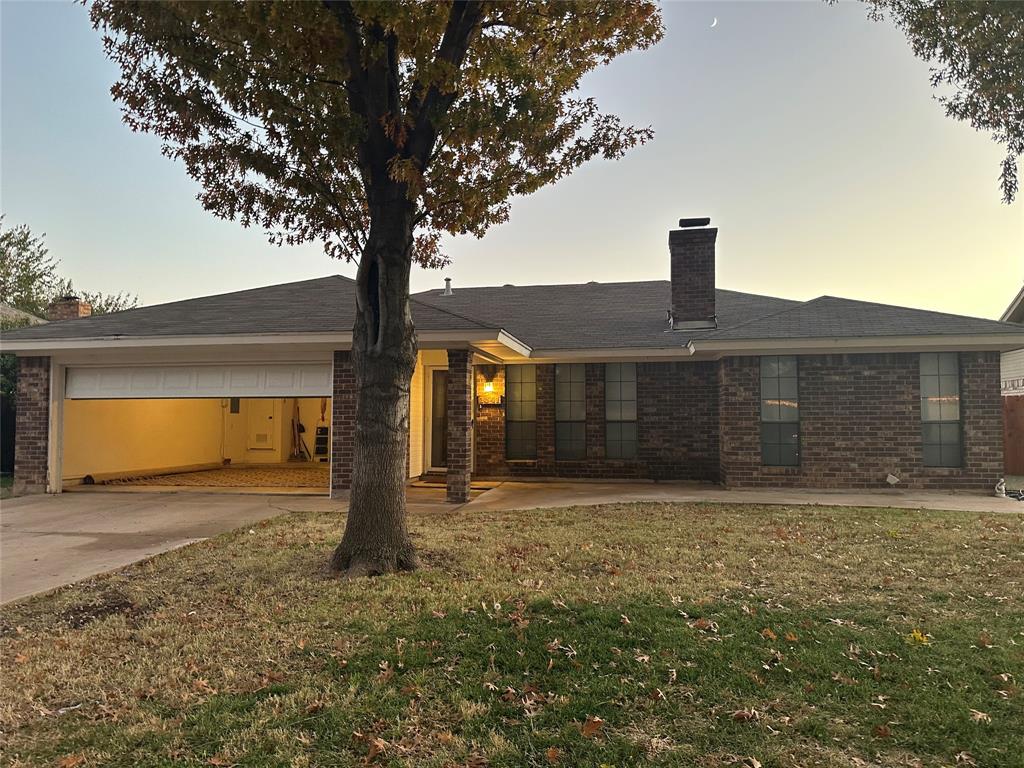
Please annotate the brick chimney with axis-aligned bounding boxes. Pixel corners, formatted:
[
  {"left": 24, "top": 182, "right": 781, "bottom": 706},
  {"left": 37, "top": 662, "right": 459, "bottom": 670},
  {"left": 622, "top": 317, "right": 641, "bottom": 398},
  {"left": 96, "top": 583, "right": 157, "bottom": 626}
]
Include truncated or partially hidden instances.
[
  {"left": 669, "top": 217, "right": 717, "bottom": 330},
  {"left": 47, "top": 295, "right": 92, "bottom": 321}
]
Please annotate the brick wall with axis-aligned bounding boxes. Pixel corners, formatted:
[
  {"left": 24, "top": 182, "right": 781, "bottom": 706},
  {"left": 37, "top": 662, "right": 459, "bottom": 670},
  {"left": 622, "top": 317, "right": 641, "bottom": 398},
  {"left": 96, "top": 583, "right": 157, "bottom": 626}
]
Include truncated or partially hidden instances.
[
  {"left": 13, "top": 356, "right": 50, "bottom": 494},
  {"left": 719, "top": 352, "right": 1003, "bottom": 490},
  {"left": 445, "top": 349, "right": 473, "bottom": 502},
  {"left": 637, "top": 361, "right": 720, "bottom": 482},
  {"left": 473, "top": 361, "right": 719, "bottom": 480},
  {"left": 330, "top": 350, "right": 355, "bottom": 497},
  {"left": 670, "top": 228, "right": 717, "bottom": 326}
]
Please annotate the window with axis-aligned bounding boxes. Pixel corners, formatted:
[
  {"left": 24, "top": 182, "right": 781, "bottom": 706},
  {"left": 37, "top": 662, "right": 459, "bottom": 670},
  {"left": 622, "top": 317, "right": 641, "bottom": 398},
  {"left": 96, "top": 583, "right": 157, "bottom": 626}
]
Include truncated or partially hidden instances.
[
  {"left": 555, "top": 363, "right": 586, "bottom": 460},
  {"left": 760, "top": 356, "right": 799, "bottom": 466},
  {"left": 229, "top": 397, "right": 241, "bottom": 414},
  {"left": 505, "top": 365, "right": 536, "bottom": 459},
  {"left": 605, "top": 363, "right": 637, "bottom": 459},
  {"left": 920, "top": 352, "right": 961, "bottom": 467}
]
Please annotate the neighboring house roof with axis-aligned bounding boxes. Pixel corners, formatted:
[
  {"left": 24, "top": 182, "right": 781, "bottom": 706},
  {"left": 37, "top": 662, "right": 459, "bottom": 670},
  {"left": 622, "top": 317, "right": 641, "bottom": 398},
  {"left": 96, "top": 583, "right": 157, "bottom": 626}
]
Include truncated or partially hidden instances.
[
  {"left": 1003, "top": 285, "right": 1024, "bottom": 323},
  {"left": 412, "top": 281, "right": 799, "bottom": 350},
  {"left": 0, "top": 302, "right": 46, "bottom": 326},
  {"left": 4, "top": 273, "right": 1023, "bottom": 357}
]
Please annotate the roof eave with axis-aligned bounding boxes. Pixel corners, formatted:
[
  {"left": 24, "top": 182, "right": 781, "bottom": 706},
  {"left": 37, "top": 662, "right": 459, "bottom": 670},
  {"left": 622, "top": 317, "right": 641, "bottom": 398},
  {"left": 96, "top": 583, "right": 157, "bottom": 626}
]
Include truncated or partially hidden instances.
[{"left": 689, "top": 333, "right": 1024, "bottom": 357}]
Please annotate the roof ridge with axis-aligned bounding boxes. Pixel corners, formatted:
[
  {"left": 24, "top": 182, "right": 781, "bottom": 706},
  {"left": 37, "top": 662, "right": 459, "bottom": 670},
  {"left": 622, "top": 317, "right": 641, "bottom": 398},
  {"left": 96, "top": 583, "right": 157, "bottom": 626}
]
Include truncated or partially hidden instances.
[
  {"left": 815, "top": 294, "right": 1019, "bottom": 327},
  {"left": 407, "top": 293, "right": 492, "bottom": 329},
  {"left": 704, "top": 296, "right": 823, "bottom": 337}
]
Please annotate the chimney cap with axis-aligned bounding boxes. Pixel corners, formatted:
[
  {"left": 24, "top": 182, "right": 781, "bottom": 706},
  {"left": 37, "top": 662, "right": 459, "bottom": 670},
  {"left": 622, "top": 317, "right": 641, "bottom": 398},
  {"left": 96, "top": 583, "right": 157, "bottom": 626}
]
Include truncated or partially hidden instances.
[
  {"left": 442, "top": 277, "right": 453, "bottom": 296},
  {"left": 678, "top": 217, "right": 711, "bottom": 228}
]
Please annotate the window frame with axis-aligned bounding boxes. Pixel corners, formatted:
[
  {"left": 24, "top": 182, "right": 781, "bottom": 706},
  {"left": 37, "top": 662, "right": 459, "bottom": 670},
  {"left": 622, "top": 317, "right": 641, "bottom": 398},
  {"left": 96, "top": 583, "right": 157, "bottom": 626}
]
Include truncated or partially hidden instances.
[
  {"left": 919, "top": 352, "right": 962, "bottom": 468},
  {"left": 759, "top": 355, "right": 800, "bottom": 467},
  {"left": 505, "top": 365, "right": 537, "bottom": 460},
  {"left": 555, "top": 363, "right": 586, "bottom": 461},
  {"left": 605, "top": 362, "right": 638, "bottom": 460}
]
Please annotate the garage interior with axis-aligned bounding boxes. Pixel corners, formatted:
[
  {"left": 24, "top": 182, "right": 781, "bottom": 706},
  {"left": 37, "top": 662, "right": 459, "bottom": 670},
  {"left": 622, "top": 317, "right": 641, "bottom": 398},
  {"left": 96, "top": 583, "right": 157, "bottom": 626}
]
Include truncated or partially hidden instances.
[{"left": 62, "top": 396, "right": 332, "bottom": 492}]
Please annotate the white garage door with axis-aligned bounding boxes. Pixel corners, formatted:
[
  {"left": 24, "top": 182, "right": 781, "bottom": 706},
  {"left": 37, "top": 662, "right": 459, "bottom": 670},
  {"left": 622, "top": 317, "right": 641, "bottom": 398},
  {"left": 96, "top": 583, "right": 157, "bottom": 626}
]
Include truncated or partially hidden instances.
[{"left": 66, "top": 363, "right": 332, "bottom": 399}]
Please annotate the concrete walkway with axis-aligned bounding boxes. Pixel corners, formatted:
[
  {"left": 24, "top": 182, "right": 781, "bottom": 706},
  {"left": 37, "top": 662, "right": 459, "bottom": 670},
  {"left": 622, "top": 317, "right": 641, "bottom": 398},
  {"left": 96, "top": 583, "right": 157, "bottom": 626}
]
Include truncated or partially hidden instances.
[
  {"left": 460, "top": 481, "right": 1024, "bottom": 515},
  {"left": 2, "top": 482, "right": 1019, "bottom": 604}
]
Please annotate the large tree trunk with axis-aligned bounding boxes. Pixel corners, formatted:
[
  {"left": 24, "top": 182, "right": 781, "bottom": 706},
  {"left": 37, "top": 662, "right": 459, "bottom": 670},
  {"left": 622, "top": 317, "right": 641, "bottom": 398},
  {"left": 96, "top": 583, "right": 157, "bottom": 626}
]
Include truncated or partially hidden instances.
[{"left": 330, "top": 195, "right": 419, "bottom": 577}]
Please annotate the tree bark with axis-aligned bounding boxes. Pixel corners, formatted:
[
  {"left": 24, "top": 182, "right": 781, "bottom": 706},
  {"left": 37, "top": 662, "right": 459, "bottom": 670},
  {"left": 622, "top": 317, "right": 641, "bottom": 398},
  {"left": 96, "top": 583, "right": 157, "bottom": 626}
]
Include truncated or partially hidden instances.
[{"left": 330, "top": 193, "right": 419, "bottom": 577}]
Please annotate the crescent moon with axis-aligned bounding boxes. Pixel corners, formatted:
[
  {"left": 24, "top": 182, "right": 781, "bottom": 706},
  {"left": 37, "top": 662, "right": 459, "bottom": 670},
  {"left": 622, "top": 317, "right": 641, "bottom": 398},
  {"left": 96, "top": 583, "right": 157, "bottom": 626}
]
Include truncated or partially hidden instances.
[{"left": 711, "top": 17, "right": 718, "bottom": 28}]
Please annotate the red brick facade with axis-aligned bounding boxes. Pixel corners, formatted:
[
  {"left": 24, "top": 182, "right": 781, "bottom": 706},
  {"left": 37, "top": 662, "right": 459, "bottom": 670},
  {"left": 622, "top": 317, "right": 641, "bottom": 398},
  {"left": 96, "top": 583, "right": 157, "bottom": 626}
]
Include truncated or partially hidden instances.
[
  {"left": 13, "top": 356, "right": 50, "bottom": 494},
  {"left": 445, "top": 349, "right": 473, "bottom": 502},
  {"left": 469, "top": 353, "right": 1003, "bottom": 489},
  {"left": 330, "top": 350, "right": 356, "bottom": 497},
  {"left": 718, "top": 352, "right": 1002, "bottom": 489}
]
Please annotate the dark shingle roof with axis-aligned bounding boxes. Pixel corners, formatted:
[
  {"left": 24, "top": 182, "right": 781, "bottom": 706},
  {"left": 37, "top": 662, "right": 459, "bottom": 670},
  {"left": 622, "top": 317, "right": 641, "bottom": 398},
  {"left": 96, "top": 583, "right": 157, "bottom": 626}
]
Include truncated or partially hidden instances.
[
  {"left": 3, "top": 275, "right": 1020, "bottom": 351},
  {"left": 1, "top": 275, "right": 488, "bottom": 341},
  {"left": 699, "top": 295, "right": 1024, "bottom": 341},
  {"left": 412, "top": 281, "right": 798, "bottom": 350}
]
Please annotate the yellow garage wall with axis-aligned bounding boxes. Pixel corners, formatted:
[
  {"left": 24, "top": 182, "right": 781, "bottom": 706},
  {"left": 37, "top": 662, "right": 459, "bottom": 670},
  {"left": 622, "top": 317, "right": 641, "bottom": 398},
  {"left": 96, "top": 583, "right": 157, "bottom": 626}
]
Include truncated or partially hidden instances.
[{"left": 62, "top": 398, "right": 225, "bottom": 481}]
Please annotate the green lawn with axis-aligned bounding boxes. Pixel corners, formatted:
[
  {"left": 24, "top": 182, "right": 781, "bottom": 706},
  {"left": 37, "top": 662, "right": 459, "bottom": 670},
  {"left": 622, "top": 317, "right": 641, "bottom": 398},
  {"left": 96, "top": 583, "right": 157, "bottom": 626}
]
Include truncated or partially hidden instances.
[
  {"left": 0, "top": 473, "right": 12, "bottom": 499},
  {"left": 2, "top": 502, "right": 1022, "bottom": 767}
]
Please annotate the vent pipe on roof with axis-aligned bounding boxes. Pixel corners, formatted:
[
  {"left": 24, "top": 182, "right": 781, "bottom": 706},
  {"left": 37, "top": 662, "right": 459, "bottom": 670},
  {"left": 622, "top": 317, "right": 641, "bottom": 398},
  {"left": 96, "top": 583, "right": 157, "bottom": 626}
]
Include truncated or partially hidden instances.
[{"left": 442, "top": 277, "right": 453, "bottom": 296}]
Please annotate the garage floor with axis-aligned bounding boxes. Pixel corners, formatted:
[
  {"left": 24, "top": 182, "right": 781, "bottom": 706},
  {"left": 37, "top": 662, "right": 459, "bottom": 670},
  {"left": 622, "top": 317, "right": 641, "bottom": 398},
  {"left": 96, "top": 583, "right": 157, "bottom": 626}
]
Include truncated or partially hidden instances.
[{"left": 85, "top": 464, "right": 329, "bottom": 492}]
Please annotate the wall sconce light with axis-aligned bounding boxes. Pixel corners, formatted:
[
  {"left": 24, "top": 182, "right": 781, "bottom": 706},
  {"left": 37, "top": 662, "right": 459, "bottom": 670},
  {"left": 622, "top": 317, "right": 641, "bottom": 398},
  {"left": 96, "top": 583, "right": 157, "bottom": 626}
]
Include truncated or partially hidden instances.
[{"left": 476, "top": 364, "right": 503, "bottom": 410}]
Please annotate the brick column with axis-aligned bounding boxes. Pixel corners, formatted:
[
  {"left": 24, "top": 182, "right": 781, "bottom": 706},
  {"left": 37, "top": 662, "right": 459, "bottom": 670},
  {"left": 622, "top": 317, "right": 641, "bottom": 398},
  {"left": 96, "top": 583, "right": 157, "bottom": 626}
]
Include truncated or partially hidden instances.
[
  {"left": 13, "top": 356, "right": 51, "bottom": 495},
  {"left": 446, "top": 349, "right": 473, "bottom": 503},
  {"left": 330, "top": 351, "right": 356, "bottom": 498},
  {"left": 585, "top": 363, "right": 605, "bottom": 459}
]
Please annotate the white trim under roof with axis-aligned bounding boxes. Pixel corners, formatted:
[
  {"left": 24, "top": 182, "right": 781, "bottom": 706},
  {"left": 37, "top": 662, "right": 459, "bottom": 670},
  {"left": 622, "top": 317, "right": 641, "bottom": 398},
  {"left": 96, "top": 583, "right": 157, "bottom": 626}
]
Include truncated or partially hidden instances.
[
  {"left": 1002, "top": 285, "right": 1024, "bottom": 323},
  {"left": 1, "top": 327, "right": 533, "bottom": 359},
  {"left": 688, "top": 333, "right": 1024, "bottom": 357}
]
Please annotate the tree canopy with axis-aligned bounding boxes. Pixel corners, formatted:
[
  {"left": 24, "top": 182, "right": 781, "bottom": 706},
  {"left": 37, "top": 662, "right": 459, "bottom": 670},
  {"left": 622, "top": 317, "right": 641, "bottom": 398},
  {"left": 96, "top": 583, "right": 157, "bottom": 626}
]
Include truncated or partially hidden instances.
[
  {"left": 91, "top": 1, "right": 663, "bottom": 267},
  {"left": 865, "top": 0, "right": 1023, "bottom": 203}
]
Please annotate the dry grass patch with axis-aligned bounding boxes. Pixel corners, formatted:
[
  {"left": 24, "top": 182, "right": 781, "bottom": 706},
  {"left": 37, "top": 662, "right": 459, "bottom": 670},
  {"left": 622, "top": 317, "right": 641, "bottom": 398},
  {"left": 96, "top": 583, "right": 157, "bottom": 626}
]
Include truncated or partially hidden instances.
[{"left": 1, "top": 502, "right": 1022, "bottom": 767}]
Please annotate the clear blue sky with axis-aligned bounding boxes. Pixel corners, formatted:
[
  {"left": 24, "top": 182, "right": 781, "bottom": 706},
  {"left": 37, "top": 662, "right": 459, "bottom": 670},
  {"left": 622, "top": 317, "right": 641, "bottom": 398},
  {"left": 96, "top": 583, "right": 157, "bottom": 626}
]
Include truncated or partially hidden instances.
[{"left": 2, "top": 1, "right": 1021, "bottom": 318}]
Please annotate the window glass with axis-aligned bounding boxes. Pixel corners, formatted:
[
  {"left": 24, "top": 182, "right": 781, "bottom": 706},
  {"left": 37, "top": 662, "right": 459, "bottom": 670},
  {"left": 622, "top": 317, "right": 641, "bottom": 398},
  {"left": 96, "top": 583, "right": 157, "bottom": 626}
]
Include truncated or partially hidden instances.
[
  {"left": 555, "top": 364, "right": 586, "bottom": 459},
  {"left": 760, "top": 356, "right": 799, "bottom": 466},
  {"left": 605, "top": 363, "right": 637, "bottom": 459},
  {"left": 920, "top": 353, "right": 961, "bottom": 467},
  {"left": 506, "top": 365, "right": 537, "bottom": 459}
]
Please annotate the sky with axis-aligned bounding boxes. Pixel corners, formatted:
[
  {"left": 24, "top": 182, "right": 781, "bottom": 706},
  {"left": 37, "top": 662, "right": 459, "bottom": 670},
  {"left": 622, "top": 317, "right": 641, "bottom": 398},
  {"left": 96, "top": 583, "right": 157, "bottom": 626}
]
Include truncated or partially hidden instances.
[{"left": 1, "top": 1, "right": 1021, "bottom": 320}]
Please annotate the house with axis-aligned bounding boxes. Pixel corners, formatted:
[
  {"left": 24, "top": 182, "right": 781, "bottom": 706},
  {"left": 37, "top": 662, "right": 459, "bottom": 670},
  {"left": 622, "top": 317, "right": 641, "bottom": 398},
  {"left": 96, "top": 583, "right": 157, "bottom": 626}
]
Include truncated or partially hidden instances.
[
  {"left": 1001, "top": 285, "right": 1024, "bottom": 476},
  {"left": 3, "top": 219, "right": 1023, "bottom": 500}
]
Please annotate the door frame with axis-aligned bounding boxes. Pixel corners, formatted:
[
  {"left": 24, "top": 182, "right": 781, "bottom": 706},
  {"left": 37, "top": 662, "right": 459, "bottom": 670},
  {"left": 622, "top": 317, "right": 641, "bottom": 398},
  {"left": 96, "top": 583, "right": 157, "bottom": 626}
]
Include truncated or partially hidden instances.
[{"left": 423, "top": 364, "right": 448, "bottom": 473}]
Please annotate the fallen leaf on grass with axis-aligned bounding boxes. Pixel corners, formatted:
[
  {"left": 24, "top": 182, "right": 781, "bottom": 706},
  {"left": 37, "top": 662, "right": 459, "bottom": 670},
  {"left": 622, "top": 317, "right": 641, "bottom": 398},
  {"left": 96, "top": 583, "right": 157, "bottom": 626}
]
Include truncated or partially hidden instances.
[
  {"left": 581, "top": 715, "right": 605, "bottom": 738},
  {"left": 690, "top": 617, "right": 718, "bottom": 633},
  {"left": 784, "top": 631, "right": 799, "bottom": 643},
  {"left": 14, "top": 653, "right": 29, "bottom": 664},
  {"left": 57, "top": 756, "right": 86, "bottom": 768},
  {"left": 873, "top": 724, "right": 892, "bottom": 738},
  {"left": 954, "top": 751, "right": 976, "bottom": 765},
  {"left": 760, "top": 628, "right": 776, "bottom": 641},
  {"left": 969, "top": 709, "right": 991, "bottom": 723},
  {"left": 732, "top": 708, "right": 759, "bottom": 723},
  {"left": 545, "top": 746, "right": 561, "bottom": 763}
]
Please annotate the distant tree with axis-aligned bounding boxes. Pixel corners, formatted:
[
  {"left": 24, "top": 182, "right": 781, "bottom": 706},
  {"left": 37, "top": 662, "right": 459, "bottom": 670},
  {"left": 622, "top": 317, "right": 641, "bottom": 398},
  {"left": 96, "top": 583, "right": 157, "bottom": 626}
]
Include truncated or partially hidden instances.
[
  {"left": 865, "top": 0, "right": 1023, "bottom": 203},
  {"left": 0, "top": 218, "right": 59, "bottom": 319},
  {"left": 50, "top": 277, "right": 140, "bottom": 316},
  {"left": 90, "top": 1, "right": 664, "bottom": 577},
  {"left": 1, "top": 219, "right": 139, "bottom": 407}
]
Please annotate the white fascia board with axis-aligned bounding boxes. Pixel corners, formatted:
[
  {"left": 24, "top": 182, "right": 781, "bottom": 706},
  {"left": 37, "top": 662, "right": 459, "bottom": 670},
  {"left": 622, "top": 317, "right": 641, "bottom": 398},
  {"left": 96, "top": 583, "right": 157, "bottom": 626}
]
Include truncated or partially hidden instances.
[
  {"left": 1, "top": 332, "right": 349, "bottom": 354},
  {"left": 690, "top": 334, "right": 1024, "bottom": 357},
  {"left": 3, "top": 327, "right": 534, "bottom": 358}
]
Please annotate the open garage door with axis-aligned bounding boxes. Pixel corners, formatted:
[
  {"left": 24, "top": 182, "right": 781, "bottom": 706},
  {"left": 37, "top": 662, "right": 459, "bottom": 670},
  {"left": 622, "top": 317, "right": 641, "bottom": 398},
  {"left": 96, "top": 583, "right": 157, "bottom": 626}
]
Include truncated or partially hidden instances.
[
  {"left": 60, "top": 364, "right": 333, "bottom": 493},
  {"left": 65, "top": 363, "right": 332, "bottom": 399}
]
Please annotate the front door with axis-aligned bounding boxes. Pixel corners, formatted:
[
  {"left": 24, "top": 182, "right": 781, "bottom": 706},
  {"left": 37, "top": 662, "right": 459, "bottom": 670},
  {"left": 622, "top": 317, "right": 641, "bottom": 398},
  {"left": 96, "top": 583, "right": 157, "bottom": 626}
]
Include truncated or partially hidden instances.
[
  {"left": 247, "top": 398, "right": 277, "bottom": 451},
  {"left": 430, "top": 369, "right": 448, "bottom": 469}
]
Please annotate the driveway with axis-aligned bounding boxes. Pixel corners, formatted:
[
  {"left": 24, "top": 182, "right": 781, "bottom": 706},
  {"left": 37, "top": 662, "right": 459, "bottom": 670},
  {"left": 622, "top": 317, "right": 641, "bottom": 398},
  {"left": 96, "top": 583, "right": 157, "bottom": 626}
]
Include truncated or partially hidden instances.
[{"left": 0, "top": 492, "right": 336, "bottom": 603}]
